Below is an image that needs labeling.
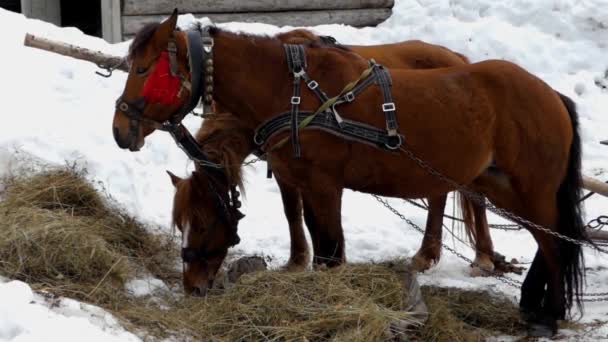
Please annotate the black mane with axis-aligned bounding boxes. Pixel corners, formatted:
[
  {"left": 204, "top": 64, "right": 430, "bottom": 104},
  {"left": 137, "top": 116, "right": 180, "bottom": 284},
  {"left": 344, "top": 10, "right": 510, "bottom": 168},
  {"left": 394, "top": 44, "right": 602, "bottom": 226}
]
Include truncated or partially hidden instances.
[{"left": 128, "top": 22, "right": 161, "bottom": 61}]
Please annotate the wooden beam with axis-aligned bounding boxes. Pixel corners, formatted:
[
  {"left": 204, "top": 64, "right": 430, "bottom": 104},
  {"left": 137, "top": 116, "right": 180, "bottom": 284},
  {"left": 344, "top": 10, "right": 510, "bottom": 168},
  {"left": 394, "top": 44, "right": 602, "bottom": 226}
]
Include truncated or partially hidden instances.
[
  {"left": 583, "top": 176, "right": 608, "bottom": 198},
  {"left": 123, "top": 0, "right": 394, "bottom": 15},
  {"left": 23, "top": 33, "right": 129, "bottom": 72},
  {"left": 101, "top": 0, "right": 122, "bottom": 43},
  {"left": 588, "top": 229, "right": 608, "bottom": 243},
  {"left": 122, "top": 8, "right": 392, "bottom": 35}
]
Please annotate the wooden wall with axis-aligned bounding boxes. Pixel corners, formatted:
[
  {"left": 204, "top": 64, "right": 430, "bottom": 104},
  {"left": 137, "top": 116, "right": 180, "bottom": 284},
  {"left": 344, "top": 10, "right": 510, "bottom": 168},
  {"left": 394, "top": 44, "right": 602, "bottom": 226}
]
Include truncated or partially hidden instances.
[{"left": 121, "top": 0, "right": 394, "bottom": 38}]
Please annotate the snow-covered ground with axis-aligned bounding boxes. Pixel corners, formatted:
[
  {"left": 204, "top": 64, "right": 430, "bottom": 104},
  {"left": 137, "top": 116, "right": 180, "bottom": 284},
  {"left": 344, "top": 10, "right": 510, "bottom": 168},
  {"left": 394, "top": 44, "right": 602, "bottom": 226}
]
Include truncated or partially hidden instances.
[{"left": 1, "top": 0, "right": 607, "bottom": 340}]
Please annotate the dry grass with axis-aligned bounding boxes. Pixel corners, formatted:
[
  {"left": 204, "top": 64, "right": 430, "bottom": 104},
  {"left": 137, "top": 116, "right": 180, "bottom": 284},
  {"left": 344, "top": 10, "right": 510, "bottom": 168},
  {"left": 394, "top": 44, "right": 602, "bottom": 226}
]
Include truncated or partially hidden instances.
[
  {"left": 0, "top": 164, "right": 179, "bottom": 303},
  {"left": 116, "top": 265, "right": 421, "bottom": 341},
  {"left": 0, "top": 163, "right": 527, "bottom": 341},
  {"left": 418, "top": 286, "right": 525, "bottom": 341}
]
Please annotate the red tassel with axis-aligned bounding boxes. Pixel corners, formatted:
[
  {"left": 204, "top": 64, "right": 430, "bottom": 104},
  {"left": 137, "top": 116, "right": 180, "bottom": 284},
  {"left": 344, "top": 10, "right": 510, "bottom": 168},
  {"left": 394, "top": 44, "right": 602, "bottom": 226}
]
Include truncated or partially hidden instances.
[{"left": 142, "top": 52, "right": 182, "bottom": 106}]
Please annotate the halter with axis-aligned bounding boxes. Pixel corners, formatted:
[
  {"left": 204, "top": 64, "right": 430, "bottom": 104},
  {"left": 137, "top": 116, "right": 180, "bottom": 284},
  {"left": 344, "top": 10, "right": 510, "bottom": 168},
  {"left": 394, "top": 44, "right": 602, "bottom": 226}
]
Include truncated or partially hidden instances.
[
  {"left": 181, "top": 174, "right": 244, "bottom": 264},
  {"left": 115, "top": 27, "right": 217, "bottom": 167}
]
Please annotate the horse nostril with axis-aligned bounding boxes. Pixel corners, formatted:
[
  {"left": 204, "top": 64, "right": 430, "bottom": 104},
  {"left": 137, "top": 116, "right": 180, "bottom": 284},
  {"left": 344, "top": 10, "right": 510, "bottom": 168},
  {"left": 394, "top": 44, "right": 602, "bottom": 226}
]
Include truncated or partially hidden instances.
[
  {"left": 191, "top": 286, "right": 208, "bottom": 297},
  {"left": 113, "top": 126, "right": 131, "bottom": 149}
]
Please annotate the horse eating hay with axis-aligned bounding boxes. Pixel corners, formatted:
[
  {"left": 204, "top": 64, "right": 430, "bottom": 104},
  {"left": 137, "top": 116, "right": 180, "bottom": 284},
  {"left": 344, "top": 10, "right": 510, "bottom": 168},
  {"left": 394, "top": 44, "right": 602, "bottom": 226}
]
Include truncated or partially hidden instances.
[
  {"left": 162, "top": 28, "right": 515, "bottom": 295},
  {"left": 112, "top": 10, "right": 590, "bottom": 337}
]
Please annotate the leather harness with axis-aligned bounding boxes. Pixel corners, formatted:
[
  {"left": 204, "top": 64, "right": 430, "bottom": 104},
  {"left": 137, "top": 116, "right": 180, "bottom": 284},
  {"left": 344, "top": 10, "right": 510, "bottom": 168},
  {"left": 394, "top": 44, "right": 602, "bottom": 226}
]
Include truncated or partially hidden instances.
[
  {"left": 114, "top": 29, "right": 405, "bottom": 262},
  {"left": 254, "top": 44, "right": 403, "bottom": 156}
]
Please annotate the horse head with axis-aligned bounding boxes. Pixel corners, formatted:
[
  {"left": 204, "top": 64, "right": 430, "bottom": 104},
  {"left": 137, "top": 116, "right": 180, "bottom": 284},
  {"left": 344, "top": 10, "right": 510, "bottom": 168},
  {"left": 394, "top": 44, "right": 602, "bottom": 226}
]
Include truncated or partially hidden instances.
[
  {"left": 169, "top": 169, "right": 244, "bottom": 296},
  {"left": 112, "top": 9, "right": 212, "bottom": 151}
]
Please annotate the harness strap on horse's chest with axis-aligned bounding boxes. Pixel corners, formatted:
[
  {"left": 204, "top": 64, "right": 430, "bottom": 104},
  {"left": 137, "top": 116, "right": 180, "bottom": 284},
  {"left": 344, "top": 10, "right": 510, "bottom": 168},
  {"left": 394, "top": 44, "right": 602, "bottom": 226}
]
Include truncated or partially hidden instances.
[
  {"left": 373, "top": 65, "right": 399, "bottom": 136},
  {"left": 284, "top": 44, "right": 307, "bottom": 158}
]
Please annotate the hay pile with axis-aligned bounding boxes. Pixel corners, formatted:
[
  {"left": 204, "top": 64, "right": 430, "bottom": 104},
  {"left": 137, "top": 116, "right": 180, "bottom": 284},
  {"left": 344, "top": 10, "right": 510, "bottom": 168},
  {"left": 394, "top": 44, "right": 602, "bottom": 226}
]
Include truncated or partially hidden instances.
[
  {"left": 0, "top": 165, "right": 179, "bottom": 302},
  {"left": 0, "top": 164, "right": 526, "bottom": 341},
  {"left": 419, "top": 286, "right": 525, "bottom": 341},
  {"left": 118, "top": 264, "right": 421, "bottom": 341}
]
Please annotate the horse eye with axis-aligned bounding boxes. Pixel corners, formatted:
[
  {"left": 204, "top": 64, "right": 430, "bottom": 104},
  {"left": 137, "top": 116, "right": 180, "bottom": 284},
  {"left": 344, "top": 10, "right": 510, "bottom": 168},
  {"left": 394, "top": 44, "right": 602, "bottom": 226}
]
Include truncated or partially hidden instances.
[{"left": 135, "top": 66, "right": 148, "bottom": 75}]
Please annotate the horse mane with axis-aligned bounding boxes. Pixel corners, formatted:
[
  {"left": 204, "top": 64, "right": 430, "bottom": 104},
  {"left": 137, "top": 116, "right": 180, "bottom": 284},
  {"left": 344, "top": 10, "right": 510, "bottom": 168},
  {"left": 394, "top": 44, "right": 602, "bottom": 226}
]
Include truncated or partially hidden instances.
[
  {"left": 172, "top": 175, "right": 208, "bottom": 232},
  {"left": 128, "top": 22, "right": 160, "bottom": 61},
  {"left": 275, "top": 29, "right": 349, "bottom": 51},
  {"left": 195, "top": 112, "right": 252, "bottom": 192}
]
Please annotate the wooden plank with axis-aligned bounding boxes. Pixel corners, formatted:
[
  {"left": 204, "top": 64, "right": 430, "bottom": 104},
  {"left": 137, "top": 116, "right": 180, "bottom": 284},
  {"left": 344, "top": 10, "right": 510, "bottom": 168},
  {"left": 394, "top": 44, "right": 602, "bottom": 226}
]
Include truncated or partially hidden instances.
[
  {"left": 21, "top": 0, "right": 61, "bottom": 26},
  {"left": 122, "top": 8, "right": 392, "bottom": 35},
  {"left": 101, "top": 0, "right": 122, "bottom": 43},
  {"left": 123, "top": 0, "right": 394, "bottom": 15},
  {"left": 588, "top": 229, "right": 608, "bottom": 243},
  {"left": 23, "top": 33, "right": 129, "bottom": 72}
]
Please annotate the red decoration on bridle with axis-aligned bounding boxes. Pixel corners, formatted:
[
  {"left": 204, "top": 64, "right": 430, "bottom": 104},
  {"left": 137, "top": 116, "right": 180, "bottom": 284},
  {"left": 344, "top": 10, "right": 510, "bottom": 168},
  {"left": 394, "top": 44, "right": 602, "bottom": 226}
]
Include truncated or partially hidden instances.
[{"left": 142, "top": 52, "right": 182, "bottom": 106}]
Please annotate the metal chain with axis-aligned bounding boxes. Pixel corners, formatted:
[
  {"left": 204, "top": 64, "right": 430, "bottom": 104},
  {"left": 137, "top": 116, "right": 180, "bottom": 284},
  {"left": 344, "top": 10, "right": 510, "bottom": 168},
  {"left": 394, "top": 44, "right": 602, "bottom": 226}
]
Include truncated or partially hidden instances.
[
  {"left": 373, "top": 195, "right": 523, "bottom": 288},
  {"left": 587, "top": 216, "right": 608, "bottom": 230},
  {"left": 398, "top": 146, "right": 602, "bottom": 251},
  {"left": 375, "top": 195, "right": 608, "bottom": 301},
  {"left": 242, "top": 156, "right": 265, "bottom": 167}
]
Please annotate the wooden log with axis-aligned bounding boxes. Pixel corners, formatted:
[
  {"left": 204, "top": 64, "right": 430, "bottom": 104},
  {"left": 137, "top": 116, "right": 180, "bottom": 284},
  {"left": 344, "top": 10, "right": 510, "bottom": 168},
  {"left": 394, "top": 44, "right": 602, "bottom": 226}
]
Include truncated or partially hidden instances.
[
  {"left": 23, "top": 33, "right": 128, "bottom": 72},
  {"left": 123, "top": 0, "right": 394, "bottom": 15},
  {"left": 122, "top": 8, "right": 392, "bottom": 35},
  {"left": 588, "top": 229, "right": 608, "bottom": 243},
  {"left": 583, "top": 176, "right": 608, "bottom": 198}
]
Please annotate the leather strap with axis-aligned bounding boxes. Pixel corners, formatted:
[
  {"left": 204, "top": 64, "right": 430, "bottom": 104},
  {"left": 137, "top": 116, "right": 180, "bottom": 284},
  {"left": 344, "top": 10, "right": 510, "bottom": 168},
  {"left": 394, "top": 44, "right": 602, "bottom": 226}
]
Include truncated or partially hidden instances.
[{"left": 284, "top": 44, "right": 307, "bottom": 158}]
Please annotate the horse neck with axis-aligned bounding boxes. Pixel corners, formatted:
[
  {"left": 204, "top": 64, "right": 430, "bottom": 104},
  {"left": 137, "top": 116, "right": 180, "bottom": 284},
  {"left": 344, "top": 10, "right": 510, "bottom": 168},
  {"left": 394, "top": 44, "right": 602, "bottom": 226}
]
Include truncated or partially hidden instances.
[
  {"left": 212, "top": 31, "right": 291, "bottom": 129},
  {"left": 196, "top": 117, "right": 254, "bottom": 188}
]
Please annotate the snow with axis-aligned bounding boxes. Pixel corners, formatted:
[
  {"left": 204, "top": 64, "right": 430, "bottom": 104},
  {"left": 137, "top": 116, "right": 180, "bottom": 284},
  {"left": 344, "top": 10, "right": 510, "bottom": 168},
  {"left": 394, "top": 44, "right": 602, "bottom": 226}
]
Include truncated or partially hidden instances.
[
  {"left": 0, "top": 0, "right": 607, "bottom": 340},
  {"left": 0, "top": 280, "right": 139, "bottom": 342}
]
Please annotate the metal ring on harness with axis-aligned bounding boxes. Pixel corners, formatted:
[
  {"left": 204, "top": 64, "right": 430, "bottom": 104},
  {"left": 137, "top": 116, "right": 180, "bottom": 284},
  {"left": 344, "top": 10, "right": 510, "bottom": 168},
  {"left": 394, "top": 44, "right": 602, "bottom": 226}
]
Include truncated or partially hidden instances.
[
  {"left": 385, "top": 134, "right": 403, "bottom": 150},
  {"left": 253, "top": 132, "right": 265, "bottom": 146}
]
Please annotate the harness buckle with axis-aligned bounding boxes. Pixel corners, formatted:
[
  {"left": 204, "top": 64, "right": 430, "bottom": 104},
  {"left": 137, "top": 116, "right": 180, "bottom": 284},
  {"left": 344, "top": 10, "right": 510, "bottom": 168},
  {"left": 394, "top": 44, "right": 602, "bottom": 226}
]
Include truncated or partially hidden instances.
[
  {"left": 293, "top": 69, "right": 306, "bottom": 78},
  {"left": 201, "top": 37, "right": 214, "bottom": 53},
  {"left": 345, "top": 91, "right": 355, "bottom": 102},
  {"left": 307, "top": 80, "right": 319, "bottom": 90},
  {"left": 382, "top": 102, "right": 396, "bottom": 112},
  {"left": 291, "top": 96, "right": 301, "bottom": 105}
]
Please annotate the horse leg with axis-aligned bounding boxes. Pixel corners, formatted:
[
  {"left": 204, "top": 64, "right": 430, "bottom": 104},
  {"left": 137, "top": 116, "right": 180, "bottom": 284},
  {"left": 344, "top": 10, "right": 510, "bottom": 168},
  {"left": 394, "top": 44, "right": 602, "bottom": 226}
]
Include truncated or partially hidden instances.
[
  {"left": 276, "top": 178, "right": 310, "bottom": 271},
  {"left": 411, "top": 194, "right": 447, "bottom": 272},
  {"left": 302, "top": 197, "right": 321, "bottom": 264},
  {"left": 300, "top": 186, "right": 345, "bottom": 268},
  {"left": 519, "top": 249, "right": 548, "bottom": 323},
  {"left": 521, "top": 203, "right": 562, "bottom": 337},
  {"left": 471, "top": 201, "right": 495, "bottom": 272}
]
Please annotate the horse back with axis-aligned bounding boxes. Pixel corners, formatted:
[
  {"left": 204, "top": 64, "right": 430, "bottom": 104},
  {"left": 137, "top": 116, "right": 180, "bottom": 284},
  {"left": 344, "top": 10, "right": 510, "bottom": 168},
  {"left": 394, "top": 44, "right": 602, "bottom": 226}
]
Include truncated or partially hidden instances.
[{"left": 351, "top": 40, "right": 469, "bottom": 70}]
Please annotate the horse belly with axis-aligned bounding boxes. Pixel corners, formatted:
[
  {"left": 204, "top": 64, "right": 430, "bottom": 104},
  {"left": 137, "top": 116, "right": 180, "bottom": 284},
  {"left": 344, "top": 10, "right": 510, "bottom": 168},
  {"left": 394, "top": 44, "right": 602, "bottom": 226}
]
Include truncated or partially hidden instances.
[{"left": 342, "top": 142, "right": 492, "bottom": 199}]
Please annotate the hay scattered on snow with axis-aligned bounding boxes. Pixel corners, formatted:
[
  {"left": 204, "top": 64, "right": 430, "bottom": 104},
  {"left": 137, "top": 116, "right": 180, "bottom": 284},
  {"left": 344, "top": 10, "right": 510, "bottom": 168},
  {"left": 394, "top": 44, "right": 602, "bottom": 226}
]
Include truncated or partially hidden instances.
[
  {"left": 419, "top": 286, "right": 525, "bottom": 341},
  {"left": 116, "top": 264, "right": 421, "bottom": 341},
  {"left": 0, "top": 164, "right": 179, "bottom": 302},
  {"left": 0, "top": 163, "right": 528, "bottom": 341}
]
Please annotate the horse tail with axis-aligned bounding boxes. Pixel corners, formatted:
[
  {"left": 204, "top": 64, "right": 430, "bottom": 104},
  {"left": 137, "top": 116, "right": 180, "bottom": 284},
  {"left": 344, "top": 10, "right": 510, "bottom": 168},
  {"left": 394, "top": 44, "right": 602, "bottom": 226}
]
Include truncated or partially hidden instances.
[
  {"left": 555, "top": 91, "right": 589, "bottom": 316},
  {"left": 458, "top": 191, "right": 478, "bottom": 246}
]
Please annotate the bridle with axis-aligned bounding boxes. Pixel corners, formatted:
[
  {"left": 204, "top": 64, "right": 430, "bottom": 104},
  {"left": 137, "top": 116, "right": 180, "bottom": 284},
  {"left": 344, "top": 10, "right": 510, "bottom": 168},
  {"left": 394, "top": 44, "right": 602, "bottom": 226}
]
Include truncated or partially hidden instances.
[
  {"left": 181, "top": 169, "right": 245, "bottom": 264},
  {"left": 115, "top": 27, "right": 216, "bottom": 160}
]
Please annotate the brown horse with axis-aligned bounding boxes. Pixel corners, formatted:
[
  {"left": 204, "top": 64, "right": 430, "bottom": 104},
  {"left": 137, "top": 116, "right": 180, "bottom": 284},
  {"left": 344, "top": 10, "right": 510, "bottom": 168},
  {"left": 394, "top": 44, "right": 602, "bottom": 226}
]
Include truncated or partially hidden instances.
[
  {"left": 112, "top": 12, "right": 589, "bottom": 336},
  {"left": 164, "top": 29, "right": 503, "bottom": 292}
]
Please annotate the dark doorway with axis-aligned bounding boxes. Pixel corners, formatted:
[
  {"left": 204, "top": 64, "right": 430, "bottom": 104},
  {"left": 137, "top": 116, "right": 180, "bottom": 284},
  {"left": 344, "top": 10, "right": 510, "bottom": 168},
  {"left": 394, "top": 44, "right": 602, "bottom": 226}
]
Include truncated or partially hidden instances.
[
  {"left": 0, "top": 0, "right": 22, "bottom": 13},
  {"left": 60, "top": 0, "right": 101, "bottom": 37}
]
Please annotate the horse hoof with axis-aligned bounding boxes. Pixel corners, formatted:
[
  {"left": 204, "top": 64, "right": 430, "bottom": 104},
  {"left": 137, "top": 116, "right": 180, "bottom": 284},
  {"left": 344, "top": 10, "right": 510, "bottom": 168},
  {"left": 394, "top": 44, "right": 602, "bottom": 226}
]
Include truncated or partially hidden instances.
[
  {"left": 526, "top": 322, "right": 557, "bottom": 338},
  {"left": 284, "top": 259, "right": 308, "bottom": 272},
  {"left": 410, "top": 254, "right": 434, "bottom": 272}
]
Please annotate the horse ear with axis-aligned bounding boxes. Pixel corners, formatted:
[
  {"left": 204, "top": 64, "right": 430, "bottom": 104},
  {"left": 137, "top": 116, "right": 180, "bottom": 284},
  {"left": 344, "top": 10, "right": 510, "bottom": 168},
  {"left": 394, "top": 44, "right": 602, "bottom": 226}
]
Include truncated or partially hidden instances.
[
  {"left": 153, "top": 9, "right": 179, "bottom": 48},
  {"left": 166, "top": 170, "right": 182, "bottom": 187}
]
